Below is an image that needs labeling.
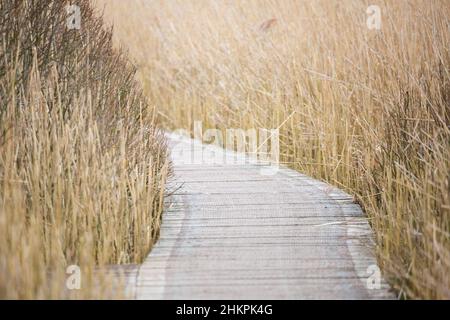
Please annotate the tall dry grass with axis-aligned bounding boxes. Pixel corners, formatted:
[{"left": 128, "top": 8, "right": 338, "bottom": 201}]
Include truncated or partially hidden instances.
[
  {"left": 0, "top": 0, "right": 168, "bottom": 299},
  {"left": 98, "top": 0, "right": 449, "bottom": 299}
]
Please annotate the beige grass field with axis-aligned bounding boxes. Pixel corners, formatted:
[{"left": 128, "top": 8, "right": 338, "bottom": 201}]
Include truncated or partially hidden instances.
[
  {"left": 0, "top": 0, "right": 168, "bottom": 298},
  {"left": 97, "top": 0, "right": 450, "bottom": 299}
]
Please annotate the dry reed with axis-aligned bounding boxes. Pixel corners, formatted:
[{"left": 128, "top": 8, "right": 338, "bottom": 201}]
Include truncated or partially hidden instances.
[
  {"left": 0, "top": 0, "right": 169, "bottom": 299},
  {"left": 98, "top": 0, "right": 449, "bottom": 299}
]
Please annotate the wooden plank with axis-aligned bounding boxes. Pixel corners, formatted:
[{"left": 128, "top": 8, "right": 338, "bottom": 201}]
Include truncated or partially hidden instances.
[{"left": 126, "top": 134, "right": 394, "bottom": 299}]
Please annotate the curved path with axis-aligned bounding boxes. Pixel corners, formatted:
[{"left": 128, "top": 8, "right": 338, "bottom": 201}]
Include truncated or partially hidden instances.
[{"left": 130, "top": 134, "right": 393, "bottom": 299}]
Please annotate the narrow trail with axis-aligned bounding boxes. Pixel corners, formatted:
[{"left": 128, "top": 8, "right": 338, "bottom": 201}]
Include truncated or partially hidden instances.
[{"left": 125, "top": 134, "right": 393, "bottom": 299}]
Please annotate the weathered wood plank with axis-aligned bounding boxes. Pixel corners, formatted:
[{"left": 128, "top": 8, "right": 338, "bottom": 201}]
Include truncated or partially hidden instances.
[{"left": 128, "top": 134, "right": 394, "bottom": 299}]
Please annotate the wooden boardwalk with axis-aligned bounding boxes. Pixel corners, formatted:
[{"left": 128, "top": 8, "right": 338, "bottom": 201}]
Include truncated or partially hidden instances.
[{"left": 127, "top": 134, "right": 393, "bottom": 299}]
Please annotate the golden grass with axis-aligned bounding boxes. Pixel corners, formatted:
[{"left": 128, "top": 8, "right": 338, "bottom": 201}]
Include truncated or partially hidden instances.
[
  {"left": 98, "top": 0, "right": 450, "bottom": 299},
  {"left": 0, "top": 0, "right": 168, "bottom": 298}
]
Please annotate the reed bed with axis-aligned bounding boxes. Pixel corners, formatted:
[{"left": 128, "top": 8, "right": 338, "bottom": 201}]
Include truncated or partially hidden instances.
[
  {"left": 98, "top": 0, "right": 450, "bottom": 299},
  {"left": 0, "top": 0, "right": 168, "bottom": 299}
]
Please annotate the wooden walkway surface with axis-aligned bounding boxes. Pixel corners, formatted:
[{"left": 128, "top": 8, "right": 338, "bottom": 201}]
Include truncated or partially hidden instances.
[{"left": 125, "top": 134, "right": 393, "bottom": 299}]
